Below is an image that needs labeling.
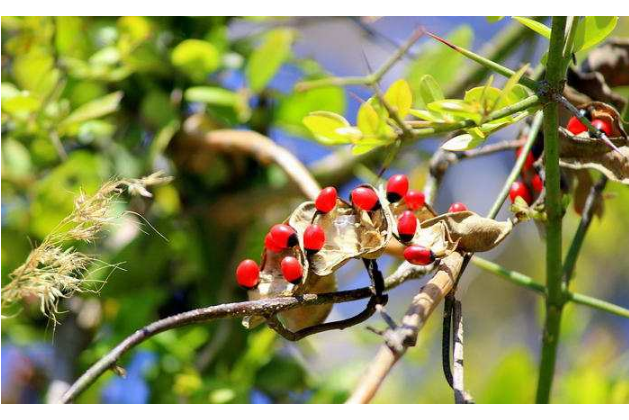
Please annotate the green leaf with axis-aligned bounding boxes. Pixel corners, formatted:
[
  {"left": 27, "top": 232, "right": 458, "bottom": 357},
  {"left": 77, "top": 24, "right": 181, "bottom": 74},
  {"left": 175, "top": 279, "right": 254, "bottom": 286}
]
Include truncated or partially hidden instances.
[
  {"left": 59, "top": 91, "right": 123, "bottom": 133},
  {"left": 441, "top": 132, "right": 485, "bottom": 151},
  {"left": 184, "top": 87, "right": 239, "bottom": 107},
  {"left": 246, "top": 28, "right": 295, "bottom": 93},
  {"left": 171, "top": 39, "right": 221, "bottom": 82},
  {"left": 276, "top": 86, "right": 346, "bottom": 135},
  {"left": 408, "top": 108, "right": 447, "bottom": 123},
  {"left": 303, "top": 111, "right": 354, "bottom": 145},
  {"left": 352, "top": 143, "right": 381, "bottom": 155},
  {"left": 357, "top": 101, "right": 382, "bottom": 135},
  {"left": 486, "top": 17, "right": 504, "bottom": 23},
  {"left": 428, "top": 99, "right": 481, "bottom": 124},
  {"left": 495, "top": 64, "right": 530, "bottom": 110},
  {"left": 513, "top": 17, "right": 551, "bottom": 39},
  {"left": 383, "top": 79, "right": 412, "bottom": 118},
  {"left": 464, "top": 85, "right": 502, "bottom": 112},
  {"left": 418, "top": 75, "right": 444, "bottom": 107},
  {"left": 407, "top": 25, "right": 473, "bottom": 107},
  {"left": 573, "top": 16, "right": 618, "bottom": 52}
]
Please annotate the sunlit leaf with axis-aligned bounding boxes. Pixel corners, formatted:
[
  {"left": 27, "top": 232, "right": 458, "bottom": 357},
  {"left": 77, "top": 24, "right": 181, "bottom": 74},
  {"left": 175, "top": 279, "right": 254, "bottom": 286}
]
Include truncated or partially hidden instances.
[
  {"left": 573, "top": 16, "right": 618, "bottom": 52},
  {"left": 495, "top": 64, "right": 530, "bottom": 110},
  {"left": 418, "top": 75, "right": 444, "bottom": 107},
  {"left": 171, "top": 39, "right": 220, "bottom": 82},
  {"left": 441, "top": 132, "right": 484, "bottom": 151},
  {"left": 59, "top": 91, "right": 123, "bottom": 133},
  {"left": 513, "top": 17, "right": 551, "bottom": 39},
  {"left": 428, "top": 99, "right": 481, "bottom": 123},
  {"left": 383, "top": 79, "right": 412, "bottom": 118},
  {"left": 486, "top": 17, "right": 504, "bottom": 23},
  {"left": 184, "top": 86, "right": 239, "bottom": 107},
  {"left": 302, "top": 111, "right": 353, "bottom": 145},
  {"left": 276, "top": 86, "right": 346, "bottom": 135},
  {"left": 246, "top": 28, "right": 295, "bottom": 93},
  {"left": 357, "top": 101, "right": 382, "bottom": 135}
]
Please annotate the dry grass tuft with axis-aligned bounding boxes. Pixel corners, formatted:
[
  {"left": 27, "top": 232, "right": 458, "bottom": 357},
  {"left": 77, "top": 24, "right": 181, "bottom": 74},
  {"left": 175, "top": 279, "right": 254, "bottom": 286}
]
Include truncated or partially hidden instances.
[{"left": 1, "top": 171, "right": 172, "bottom": 322}]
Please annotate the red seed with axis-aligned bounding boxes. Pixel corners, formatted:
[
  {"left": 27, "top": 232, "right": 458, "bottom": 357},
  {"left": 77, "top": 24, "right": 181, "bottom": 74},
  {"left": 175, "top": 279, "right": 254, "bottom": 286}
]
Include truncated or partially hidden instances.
[
  {"left": 269, "top": 224, "right": 298, "bottom": 248},
  {"left": 351, "top": 187, "right": 380, "bottom": 211},
  {"left": 448, "top": 202, "right": 468, "bottom": 213},
  {"left": 397, "top": 211, "right": 417, "bottom": 243},
  {"left": 403, "top": 245, "right": 435, "bottom": 266},
  {"left": 236, "top": 259, "right": 260, "bottom": 289},
  {"left": 591, "top": 119, "right": 612, "bottom": 136},
  {"left": 281, "top": 256, "right": 303, "bottom": 284},
  {"left": 515, "top": 147, "right": 535, "bottom": 171},
  {"left": 404, "top": 190, "right": 425, "bottom": 210},
  {"left": 532, "top": 174, "right": 543, "bottom": 193},
  {"left": 386, "top": 174, "right": 409, "bottom": 203},
  {"left": 303, "top": 225, "right": 325, "bottom": 254},
  {"left": 264, "top": 233, "right": 283, "bottom": 253},
  {"left": 315, "top": 187, "right": 338, "bottom": 214},
  {"left": 509, "top": 181, "right": 532, "bottom": 205},
  {"left": 567, "top": 116, "right": 587, "bottom": 135}
]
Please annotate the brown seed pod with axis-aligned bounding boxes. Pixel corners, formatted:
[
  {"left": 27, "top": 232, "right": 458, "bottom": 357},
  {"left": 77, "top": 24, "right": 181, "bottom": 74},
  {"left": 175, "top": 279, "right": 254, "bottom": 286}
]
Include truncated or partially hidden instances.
[
  {"left": 421, "top": 211, "right": 513, "bottom": 253},
  {"left": 559, "top": 102, "right": 629, "bottom": 185},
  {"left": 289, "top": 184, "right": 394, "bottom": 277}
]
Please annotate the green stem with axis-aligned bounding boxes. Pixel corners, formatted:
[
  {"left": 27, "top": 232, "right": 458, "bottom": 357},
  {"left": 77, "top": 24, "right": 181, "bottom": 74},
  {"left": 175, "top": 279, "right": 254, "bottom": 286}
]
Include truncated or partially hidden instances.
[
  {"left": 472, "top": 256, "right": 629, "bottom": 319},
  {"left": 425, "top": 32, "right": 539, "bottom": 91},
  {"left": 410, "top": 95, "right": 540, "bottom": 141},
  {"left": 487, "top": 111, "right": 543, "bottom": 218},
  {"left": 471, "top": 256, "right": 546, "bottom": 295},
  {"left": 295, "top": 28, "right": 423, "bottom": 92},
  {"left": 562, "top": 177, "right": 607, "bottom": 287},
  {"left": 568, "top": 292, "right": 629, "bottom": 318},
  {"left": 536, "top": 17, "right": 567, "bottom": 404}
]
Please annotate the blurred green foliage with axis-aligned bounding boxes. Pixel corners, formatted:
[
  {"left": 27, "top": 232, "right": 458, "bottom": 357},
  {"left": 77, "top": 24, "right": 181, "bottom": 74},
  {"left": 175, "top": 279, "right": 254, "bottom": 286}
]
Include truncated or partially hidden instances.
[{"left": 2, "top": 16, "right": 628, "bottom": 404}]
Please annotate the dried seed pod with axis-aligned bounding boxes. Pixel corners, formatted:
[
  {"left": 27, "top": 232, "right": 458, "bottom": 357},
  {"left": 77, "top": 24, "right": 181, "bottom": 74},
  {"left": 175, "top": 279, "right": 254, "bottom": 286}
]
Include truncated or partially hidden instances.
[
  {"left": 559, "top": 102, "right": 629, "bottom": 185},
  {"left": 421, "top": 211, "right": 513, "bottom": 253},
  {"left": 289, "top": 184, "right": 394, "bottom": 276}
]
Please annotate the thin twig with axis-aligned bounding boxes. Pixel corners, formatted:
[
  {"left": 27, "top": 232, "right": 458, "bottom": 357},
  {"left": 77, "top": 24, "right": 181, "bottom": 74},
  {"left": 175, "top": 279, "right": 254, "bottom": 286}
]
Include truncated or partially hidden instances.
[
  {"left": 345, "top": 251, "right": 464, "bottom": 404},
  {"left": 562, "top": 176, "right": 608, "bottom": 287},
  {"left": 60, "top": 260, "right": 433, "bottom": 404},
  {"left": 452, "top": 299, "right": 473, "bottom": 403}
]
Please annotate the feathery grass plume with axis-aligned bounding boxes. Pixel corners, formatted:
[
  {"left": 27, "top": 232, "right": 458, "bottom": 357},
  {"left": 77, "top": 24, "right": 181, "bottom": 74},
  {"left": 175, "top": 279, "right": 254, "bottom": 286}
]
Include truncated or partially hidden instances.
[{"left": 1, "top": 171, "right": 173, "bottom": 322}]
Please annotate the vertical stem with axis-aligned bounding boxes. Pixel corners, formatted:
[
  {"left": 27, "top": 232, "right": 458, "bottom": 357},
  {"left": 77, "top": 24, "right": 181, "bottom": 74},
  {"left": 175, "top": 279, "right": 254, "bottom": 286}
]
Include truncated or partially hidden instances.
[{"left": 535, "top": 16, "right": 567, "bottom": 404}]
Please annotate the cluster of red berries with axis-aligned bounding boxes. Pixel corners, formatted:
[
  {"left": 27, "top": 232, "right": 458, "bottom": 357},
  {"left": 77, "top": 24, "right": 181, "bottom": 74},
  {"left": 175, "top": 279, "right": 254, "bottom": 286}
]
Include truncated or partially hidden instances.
[
  {"left": 236, "top": 188, "right": 337, "bottom": 289},
  {"left": 566, "top": 109, "right": 612, "bottom": 137},
  {"left": 236, "top": 174, "right": 471, "bottom": 288},
  {"left": 386, "top": 174, "right": 437, "bottom": 267},
  {"left": 509, "top": 145, "right": 544, "bottom": 206}
]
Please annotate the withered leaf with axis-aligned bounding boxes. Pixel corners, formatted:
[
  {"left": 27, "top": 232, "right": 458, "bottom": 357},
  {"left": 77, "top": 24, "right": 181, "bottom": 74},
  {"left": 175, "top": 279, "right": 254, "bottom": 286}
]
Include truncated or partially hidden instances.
[{"left": 421, "top": 211, "right": 513, "bottom": 252}]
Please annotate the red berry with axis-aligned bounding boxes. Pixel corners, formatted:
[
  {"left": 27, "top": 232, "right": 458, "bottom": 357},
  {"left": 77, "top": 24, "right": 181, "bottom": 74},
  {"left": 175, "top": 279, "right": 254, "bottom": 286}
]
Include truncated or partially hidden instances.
[
  {"left": 236, "top": 259, "right": 260, "bottom": 289},
  {"left": 516, "top": 147, "right": 535, "bottom": 171},
  {"left": 448, "top": 202, "right": 467, "bottom": 213},
  {"left": 386, "top": 174, "right": 409, "bottom": 203},
  {"left": 303, "top": 225, "right": 325, "bottom": 254},
  {"left": 264, "top": 233, "right": 283, "bottom": 253},
  {"left": 351, "top": 187, "right": 380, "bottom": 212},
  {"left": 403, "top": 245, "right": 435, "bottom": 266},
  {"left": 281, "top": 256, "right": 303, "bottom": 284},
  {"left": 591, "top": 119, "right": 612, "bottom": 136},
  {"left": 404, "top": 190, "right": 425, "bottom": 210},
  {"left": 269, "top": 224, "right": 298, "bottom": 248},
  {"left": 509, "top": 181, "right": 532, "bottom": 205},
  {"left": 397, "top": 211, "right": 418, "bottom": 243},
  {"left": 567, "top": 116, "right": 587, "bottom": 135},
  {"left": 315, "top": 187, "right": 337, "bottom": 214},
  {"left": 532, "top": 174, "right": 543, "bottom": 193}
]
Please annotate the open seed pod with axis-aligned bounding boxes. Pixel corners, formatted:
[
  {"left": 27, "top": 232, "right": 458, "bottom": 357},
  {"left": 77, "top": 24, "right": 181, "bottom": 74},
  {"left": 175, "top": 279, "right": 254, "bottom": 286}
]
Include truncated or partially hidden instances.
[
  {"left": 559, "top": 102, "right": 629, "bottom": 185},
  {"left": 289, "top": 184, "right": 394, "bottom": 277},
  {"left": 421, "top": 211, "right": 513, "bottom": 253},
  {"left": 409, "top": 219, "right": 458, "bottom": 257}
]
